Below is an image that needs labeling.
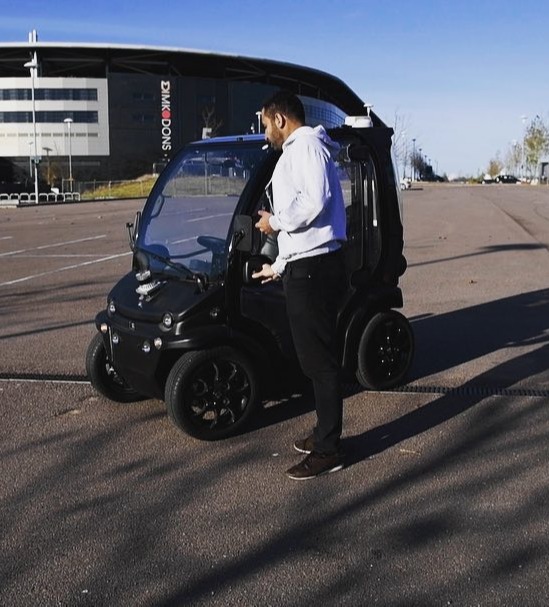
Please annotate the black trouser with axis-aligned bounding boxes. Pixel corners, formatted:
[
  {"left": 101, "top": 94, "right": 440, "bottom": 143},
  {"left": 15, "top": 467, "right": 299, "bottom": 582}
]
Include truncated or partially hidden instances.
[{"left": 283, "top": 249, "right": 345, "bottom": 454}]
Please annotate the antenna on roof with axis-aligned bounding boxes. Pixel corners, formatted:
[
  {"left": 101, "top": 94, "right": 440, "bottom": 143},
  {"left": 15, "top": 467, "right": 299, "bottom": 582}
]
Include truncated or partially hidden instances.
[{"left": 28, "top": 30, "right": 38, "bottom": 43}]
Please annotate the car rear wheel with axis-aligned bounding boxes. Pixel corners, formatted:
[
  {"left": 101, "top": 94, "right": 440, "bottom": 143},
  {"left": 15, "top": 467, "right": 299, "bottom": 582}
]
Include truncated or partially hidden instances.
[
  {"left": 356, "top": 311, "right": 414, "bottom": 390},
  {"left": 85, "top": 333, "right": 145, "bottom": 403},
  {"left": 165, "top": 347, "right": 259, "bottom": 440}
]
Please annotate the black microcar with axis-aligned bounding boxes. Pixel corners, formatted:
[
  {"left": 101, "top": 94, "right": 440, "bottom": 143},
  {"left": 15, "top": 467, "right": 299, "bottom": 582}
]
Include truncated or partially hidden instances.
[{"left": 86, "top": 122, "right": 414, "bottom": 440}]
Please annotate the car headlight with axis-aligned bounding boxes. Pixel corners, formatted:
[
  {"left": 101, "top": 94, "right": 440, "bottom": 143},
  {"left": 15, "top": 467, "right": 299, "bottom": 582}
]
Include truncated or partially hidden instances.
[{"left": 162, "top": 313, "right": 173, "bottom": 329}]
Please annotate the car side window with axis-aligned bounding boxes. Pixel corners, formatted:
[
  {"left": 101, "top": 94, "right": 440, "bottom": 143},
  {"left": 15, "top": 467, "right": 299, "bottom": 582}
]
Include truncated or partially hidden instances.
[
  {"left": 336, "top": 157, "right": 363, "bottom": 275},
  {"left": 363, "top": 157, "right": 382, "bottom": 272}
]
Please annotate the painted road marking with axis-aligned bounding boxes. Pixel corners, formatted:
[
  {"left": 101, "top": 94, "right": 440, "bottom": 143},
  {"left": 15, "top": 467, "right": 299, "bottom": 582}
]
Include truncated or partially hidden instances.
[
  {"left": 0, "top": 251, "right": 132, "bottom": 287},
  {"left": 187, "top": 213, "right": 233, "bottom": 223},
  {"left": 0, "top": 235, "right": 107, "bottom": 258}
]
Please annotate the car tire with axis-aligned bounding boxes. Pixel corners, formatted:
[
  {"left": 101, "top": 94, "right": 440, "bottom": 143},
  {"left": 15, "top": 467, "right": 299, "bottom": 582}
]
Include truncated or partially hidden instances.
[
  {"left": 356, "top": 311, "right": 414, "bottom": 390},
  {"left": 85, "top": 333, "right": 145, "bottom": 403},
  {"left": 165, "top": 347, "right": 259, "bottom": 440}
]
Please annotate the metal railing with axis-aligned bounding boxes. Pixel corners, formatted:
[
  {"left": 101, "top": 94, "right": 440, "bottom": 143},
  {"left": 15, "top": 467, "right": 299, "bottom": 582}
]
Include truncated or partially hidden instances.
[{"left": 0, "top": 191, "right": 81, "bottom": 204}]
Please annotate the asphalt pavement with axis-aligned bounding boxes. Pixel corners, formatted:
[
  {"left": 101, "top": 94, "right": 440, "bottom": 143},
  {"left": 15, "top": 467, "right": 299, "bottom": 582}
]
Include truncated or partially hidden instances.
[{"left": 1, "top": 184, "right": 549, "bottom": 606}]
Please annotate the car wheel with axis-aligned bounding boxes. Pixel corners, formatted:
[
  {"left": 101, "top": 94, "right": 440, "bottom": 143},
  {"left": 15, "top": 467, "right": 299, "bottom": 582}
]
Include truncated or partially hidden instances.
[
  {"left": 85, "top": 333, "right": 145, "bottom": 403},
  {"left": 356, "top": 311, "right": 414, "bottom": 390},
  {"left": 165, "top": 347, "right": 259, "bottom": 440}
]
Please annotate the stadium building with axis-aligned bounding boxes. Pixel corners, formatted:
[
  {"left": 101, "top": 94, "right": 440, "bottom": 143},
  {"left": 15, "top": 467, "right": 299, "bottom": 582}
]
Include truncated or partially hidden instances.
[{"left": 0, "top": 32, "right": 373, "bottom": 198}]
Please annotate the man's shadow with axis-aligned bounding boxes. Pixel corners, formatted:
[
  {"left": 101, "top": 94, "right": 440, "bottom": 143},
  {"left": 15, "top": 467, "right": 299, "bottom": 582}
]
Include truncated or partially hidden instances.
[
  {"left": 251, "top": 289, "right": 549, "bottom": 460},
  {"left": 346, "top": 287, "right": 549, "bottom": 464}
]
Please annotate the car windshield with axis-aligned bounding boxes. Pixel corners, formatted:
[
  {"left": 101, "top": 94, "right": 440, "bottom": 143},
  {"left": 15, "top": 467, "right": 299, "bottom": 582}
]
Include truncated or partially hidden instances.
[{"left": 136, "top": 139, "right": 268, "bottom": 281}]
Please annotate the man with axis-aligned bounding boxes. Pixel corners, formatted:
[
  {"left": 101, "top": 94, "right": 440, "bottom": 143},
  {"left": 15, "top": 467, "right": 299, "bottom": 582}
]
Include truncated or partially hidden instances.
[{"left": 252, "top": 90, "right": 347, "bottom": 480}]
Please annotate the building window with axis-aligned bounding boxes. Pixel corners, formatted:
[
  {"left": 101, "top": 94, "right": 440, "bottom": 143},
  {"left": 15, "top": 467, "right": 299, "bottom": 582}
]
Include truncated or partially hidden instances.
[
  {"left": 0, "top": 88, "right": 98, "bottom": 101},
  {"left": 0, "top": 111, "right": 98, "bottom": 123},
  {"left": 132, "top": 91, "right": 154, "bottom": 101},
  {"left": 132, "top": 113, "right": 155, "bottom": 124}
]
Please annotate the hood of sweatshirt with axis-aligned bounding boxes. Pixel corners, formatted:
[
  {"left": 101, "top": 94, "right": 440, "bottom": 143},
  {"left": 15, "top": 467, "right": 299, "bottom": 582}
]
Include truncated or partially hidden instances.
[{"left": 282, "top": 125, "right": 340, "bottom": 154}]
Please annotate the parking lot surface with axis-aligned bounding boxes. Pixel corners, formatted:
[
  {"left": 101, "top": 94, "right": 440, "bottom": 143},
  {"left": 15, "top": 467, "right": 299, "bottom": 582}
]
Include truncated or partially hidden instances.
[{"left": 1, "top": 185, "right": 549, "bottom": 606}]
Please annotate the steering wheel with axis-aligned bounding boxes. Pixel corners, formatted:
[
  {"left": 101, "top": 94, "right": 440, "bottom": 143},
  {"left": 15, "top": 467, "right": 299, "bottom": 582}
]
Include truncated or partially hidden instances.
[{"left": 197, "top": 235, "right": 225, "bottom": 255}]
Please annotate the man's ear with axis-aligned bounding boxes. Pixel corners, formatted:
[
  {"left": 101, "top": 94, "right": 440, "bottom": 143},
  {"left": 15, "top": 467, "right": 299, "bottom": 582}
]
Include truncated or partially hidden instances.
[{"left": 274, "top": 112, "right": 285, "bottom": 128}]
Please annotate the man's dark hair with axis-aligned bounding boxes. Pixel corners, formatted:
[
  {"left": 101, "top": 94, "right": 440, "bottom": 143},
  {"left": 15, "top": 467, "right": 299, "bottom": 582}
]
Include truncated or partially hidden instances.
[{"left": 262, "top": 90, "right": 305, "bottom": 124}]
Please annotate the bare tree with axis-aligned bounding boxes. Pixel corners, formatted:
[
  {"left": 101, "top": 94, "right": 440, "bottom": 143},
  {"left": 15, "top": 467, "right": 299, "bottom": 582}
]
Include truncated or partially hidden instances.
[
  {"left": 201, "top": 105, "right": 223, "bottom": 138},
  {"left": 391, "top": 110, "right": 412, "bottom": 178},
  {"left": 504, "top": 142, "right": 522, "bottom": 175}
]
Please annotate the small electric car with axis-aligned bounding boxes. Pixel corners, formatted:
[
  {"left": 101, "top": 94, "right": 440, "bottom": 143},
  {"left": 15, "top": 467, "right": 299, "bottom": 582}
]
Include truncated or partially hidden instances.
[{"left": 86, "top": 123, "right": 414, "bottom": 440}]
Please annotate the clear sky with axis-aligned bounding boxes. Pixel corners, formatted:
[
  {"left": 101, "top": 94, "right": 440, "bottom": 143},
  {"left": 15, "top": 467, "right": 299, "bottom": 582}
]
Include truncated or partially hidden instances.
[{"left": 1, "top": 0, "right": 547, "bottom": 177}]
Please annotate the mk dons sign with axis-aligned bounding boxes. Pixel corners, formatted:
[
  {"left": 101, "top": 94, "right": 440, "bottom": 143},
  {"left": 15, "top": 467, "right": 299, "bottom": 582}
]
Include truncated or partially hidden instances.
[{"left": 160, "top": 80, "right": 172, "bottom": 152}]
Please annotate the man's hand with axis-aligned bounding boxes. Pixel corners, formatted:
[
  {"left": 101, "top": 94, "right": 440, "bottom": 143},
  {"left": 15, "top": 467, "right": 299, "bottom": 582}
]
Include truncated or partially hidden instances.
[
  {"left": 255, "top": 209, "right": 275, "bottom": 235},
  {"left": 252, "top": 263, "right": 280, "bottom": 284}
]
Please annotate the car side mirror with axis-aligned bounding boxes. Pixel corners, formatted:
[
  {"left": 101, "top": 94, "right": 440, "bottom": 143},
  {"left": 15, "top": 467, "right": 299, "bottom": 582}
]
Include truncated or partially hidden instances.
[{"left": 232, "top": 215, "right": 253, "bottom": 252}]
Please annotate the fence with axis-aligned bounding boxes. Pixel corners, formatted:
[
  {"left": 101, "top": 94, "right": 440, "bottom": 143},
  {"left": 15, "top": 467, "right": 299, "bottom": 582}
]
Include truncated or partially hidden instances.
[{"left": 0, "top": 191, "right": 81, "bottom": 204}]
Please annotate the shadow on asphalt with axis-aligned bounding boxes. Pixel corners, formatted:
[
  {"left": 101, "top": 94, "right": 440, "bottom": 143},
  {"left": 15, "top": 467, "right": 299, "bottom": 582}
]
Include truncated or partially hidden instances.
[{"left": 408, "top": 287, "right": 549, "bottom": 383}]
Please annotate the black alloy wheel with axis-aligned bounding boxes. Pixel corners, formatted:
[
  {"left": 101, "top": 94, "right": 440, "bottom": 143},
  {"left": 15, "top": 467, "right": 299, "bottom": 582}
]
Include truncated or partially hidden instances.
[
  {"left": 85, "top": 333, "right": 144, "bottom": 403},
  {"left": 165, "top": 346, "right": 259, "bottom": 440},
  {"left": 356, "top": 311, "right": 414, "bottom": 390}
]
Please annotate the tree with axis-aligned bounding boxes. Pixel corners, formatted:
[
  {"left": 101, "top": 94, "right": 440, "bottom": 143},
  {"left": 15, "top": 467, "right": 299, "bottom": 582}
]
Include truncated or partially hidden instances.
[
  {"left": 410, "top": 150, "right": 427, "bottom": 179},
  {"left": 504, "top": 142, "right": 522, "bottom": 175},
  {"left": 523, "top": 115, "right": 549, "bottom": 177},
  {"left": 487, "top": 153, "right": 503, "bottom": 177},
  {"left": 391, "top": 110, "right": 411, "bottom": 178},
  {"left": 201, "top": 105, "right": 223, "bottom": 138}
]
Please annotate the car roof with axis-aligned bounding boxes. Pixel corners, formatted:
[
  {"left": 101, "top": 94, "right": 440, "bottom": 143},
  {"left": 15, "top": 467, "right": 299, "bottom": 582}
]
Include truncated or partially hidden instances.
[{"left": 189, "top": 134, "right": 266, "bottom": 146}]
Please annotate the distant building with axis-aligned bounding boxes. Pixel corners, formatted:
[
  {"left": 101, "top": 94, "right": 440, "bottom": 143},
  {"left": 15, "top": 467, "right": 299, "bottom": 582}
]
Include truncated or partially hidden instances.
[{"left": 0, "top": 37, "right": 365, "bottom": 193}]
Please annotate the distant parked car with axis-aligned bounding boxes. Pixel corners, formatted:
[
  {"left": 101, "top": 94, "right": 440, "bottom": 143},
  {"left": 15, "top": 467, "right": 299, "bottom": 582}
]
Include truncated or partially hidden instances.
[
  {"left": 400, "top": 177, "right": 411, "bottom": 190},
  {"left": 482, "top": 174, "right": 494, "bottom": 184},
  {"left": 495, "top": 174, "right": 520, "bottom": 184}
]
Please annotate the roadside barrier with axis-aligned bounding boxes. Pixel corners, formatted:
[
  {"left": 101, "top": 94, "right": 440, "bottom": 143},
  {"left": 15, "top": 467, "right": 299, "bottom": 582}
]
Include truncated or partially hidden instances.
[{"left": 0, "top": 191, "right": 81, "bottom": 204}]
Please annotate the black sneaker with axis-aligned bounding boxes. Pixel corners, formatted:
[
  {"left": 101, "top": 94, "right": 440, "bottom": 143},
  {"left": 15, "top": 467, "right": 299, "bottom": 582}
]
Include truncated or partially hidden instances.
[
  {"left": 294, "top": 435, "right": 314, "bottom": 454},
  {"left": 286, "top": 451, "right": 344, "bottom": 480}
]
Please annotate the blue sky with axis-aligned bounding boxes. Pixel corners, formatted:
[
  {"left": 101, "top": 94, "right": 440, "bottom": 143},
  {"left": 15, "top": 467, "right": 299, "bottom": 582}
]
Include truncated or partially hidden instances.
[{"left": 1, "top": 0, "right": 547, "bottom": 177}]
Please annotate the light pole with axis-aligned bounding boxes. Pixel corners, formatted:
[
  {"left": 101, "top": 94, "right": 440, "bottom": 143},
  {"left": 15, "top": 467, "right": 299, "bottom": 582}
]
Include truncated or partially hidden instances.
[
  {"left": 412, "top": 138, "right": 416, "bottom": 181},
  {"left": 42, "top": 146, "right": 52, "bottom": 187},
  {"left": 28, "top": 141, "right": 33, "bottom": 178},
  {"left": 520, "top": 115, "right": 528, "bottom": 180},
  {"left": 24, "top": 52, "right": 39, "bottom": 203},
  {"left": 64, "top": 117, "right": 73, "bottom": 192},
  {"left": 401, "top": 130, "right": 407, "bottom": 179},
  {"left": 255, "top": 111, "right": 262, "bottom": 133}
]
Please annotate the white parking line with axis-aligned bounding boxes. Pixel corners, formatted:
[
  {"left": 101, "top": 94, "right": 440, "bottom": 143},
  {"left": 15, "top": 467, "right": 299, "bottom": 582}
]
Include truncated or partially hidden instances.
[
  {"left": 171, "top": 236, "right": 197, "bottom": 245},
  {"left": 187, "top": 213, "right": 233, "bottom": 223},
  {"left": 17, "top": 254, "right": 101, "bottom": 258},
  {"left": 0, "top": 251, "right": 132, "bottom": 287},
  {"left": 0, "top": 236, "right": 13, "bottom": 241},
  {"left": 0, "top": 235, "right": 107, "bottom": 258}
]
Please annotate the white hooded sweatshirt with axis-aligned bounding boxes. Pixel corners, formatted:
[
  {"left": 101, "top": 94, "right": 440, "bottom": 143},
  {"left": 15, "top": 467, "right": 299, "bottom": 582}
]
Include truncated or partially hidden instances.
[{"left": 268, "top": 125, "right": 347, "bottom": 276}]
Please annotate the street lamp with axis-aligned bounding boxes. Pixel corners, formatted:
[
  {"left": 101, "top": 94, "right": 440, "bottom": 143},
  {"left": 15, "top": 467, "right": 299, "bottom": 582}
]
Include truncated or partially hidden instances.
[
  {"left": 64, "top": 117, "right": 73, "bottom": 192},
  {"left": 255, "top": 111, "right": 262, "bottom": 133},
  {"left": 412, "top": 138, "right": 416, "bottom": 181},
  {"left": 42, "top": 146, "right": 52, "bottom": 187},
  {"left": 520, "top": 115, "right": 528, "bottom": 180},
  {"left": 400, "top": 130, "right": 407, "bottom": 179},
  {"left": 24, "top": 52, "right": 39, "bottom": 203},
  {"left": 28, "top": 141, "right": 33, "bottom": 178}
]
